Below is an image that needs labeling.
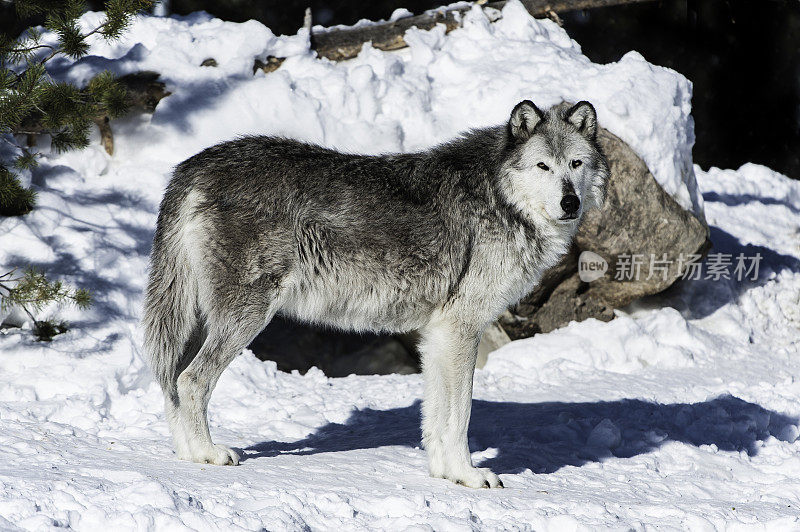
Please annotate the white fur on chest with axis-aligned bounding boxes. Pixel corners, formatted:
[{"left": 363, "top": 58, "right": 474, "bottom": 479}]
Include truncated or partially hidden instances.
[{"left": 460, "top": 218, "right": 575, "bottom": 324}]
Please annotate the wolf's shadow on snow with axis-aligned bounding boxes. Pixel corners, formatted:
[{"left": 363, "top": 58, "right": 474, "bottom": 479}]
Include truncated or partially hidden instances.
[{"left": 244, "top": 394, "right": 798, "bottom": 474}]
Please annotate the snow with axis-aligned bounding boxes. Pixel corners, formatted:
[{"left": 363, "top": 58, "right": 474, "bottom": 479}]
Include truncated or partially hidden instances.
[{"left": 1, "top": 2, "right": 799, "bottom": 529}]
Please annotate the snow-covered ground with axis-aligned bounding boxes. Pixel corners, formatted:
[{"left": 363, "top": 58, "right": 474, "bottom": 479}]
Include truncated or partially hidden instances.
[{"left": 1, "top": 2, "right": 799, "bottom": 529}]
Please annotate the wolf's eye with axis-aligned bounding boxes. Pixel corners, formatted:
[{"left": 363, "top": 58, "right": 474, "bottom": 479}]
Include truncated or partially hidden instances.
[
  {"left": 537, "top": 162, "right": 549, "bottom": 171},
  {"left": 571, "top": 159, "right": 582, "bottom": 168}
]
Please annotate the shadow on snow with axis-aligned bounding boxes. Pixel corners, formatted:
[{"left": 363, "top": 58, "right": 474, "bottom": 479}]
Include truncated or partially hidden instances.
[
  {"left": 639, "top": 223, "right": 800, "bottom": 321},
  {"left": 243, "top": 394, "right": 797, "bottom": 475},
  {"left": 702, "top": 191, "right": 800, "bottom": 216},
  {"left": 2, "top": 163, "right": 156, "bottom": 353}
]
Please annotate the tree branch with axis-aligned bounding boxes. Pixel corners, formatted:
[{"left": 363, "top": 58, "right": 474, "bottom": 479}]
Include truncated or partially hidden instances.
[{"left": 11, "top": 71, "right": 169, "bottom": 137}]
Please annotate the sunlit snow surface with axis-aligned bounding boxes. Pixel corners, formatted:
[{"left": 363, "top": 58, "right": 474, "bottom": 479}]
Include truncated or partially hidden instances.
[{"left": 1, "top": 3, "right": 799, "bottom": 529}]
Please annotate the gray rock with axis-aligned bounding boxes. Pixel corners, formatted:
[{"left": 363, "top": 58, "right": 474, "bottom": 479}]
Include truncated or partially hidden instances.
[{"left": 477, "top": 321, "right": 512, "bottom": 368}]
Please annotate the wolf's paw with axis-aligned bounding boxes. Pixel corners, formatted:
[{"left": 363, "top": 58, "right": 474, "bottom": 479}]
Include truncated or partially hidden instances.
[
  {"left": 438, "top": 466, "right": 504, "bottom": 489},
  {"left": 180, "top": 444, "right": 240, "bottom": 466},
  {"left": 208, "top": 444, "right": 240, "bottom": 466}
]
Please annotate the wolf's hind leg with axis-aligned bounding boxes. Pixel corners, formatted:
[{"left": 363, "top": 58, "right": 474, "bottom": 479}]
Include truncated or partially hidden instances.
[
  {"left": 172, "top": 295, "right": 276, "bottom": 466},
  {"left": 419, "top": 317, "right": 503, "bottom": 488},
  {"left": 163, "top": 322, "right": 206, "bottom": 462}
]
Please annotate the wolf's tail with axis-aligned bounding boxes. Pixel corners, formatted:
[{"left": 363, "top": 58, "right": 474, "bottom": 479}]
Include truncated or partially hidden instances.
[{"left": 142, "top": 177, "right": 202, "bottom": 405}]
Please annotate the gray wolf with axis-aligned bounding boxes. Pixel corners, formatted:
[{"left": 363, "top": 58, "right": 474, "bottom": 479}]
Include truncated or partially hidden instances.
[{"left": 142, "top": 100, "right": 609, "bottom": 488}]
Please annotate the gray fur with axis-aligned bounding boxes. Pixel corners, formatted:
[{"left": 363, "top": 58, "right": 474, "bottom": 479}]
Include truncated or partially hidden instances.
[{"left": 142, "top": 100, "right": 610, "bottom": 486}]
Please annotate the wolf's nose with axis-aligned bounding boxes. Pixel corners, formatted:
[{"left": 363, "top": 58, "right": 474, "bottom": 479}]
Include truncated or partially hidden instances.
[{"left": 561, "top": 194, "right": 580, "bottom": 215}]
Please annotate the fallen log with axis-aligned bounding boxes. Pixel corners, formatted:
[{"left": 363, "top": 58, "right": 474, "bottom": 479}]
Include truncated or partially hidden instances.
[
  {"left": 311, "top": 0, "right": 656, "bottom": 62},
  {"left": 14, "top": 71, "right": 170, "bottom": 155},
  {"left": 114, "top": 71, "right": 170, "bottom": 114}
]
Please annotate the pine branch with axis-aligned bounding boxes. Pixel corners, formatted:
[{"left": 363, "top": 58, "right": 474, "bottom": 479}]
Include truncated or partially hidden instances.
[
  {"left": 7, "top": 71, "right": 168, "bottom": 137},
  {"left": 0, "top": 166, "right": 36, "bottom": 216},
  {"left": 0, "top": 268, "right": 92, "bottom": 314},
  {"left": 0, "top": 268, "right": 90, "bottom": 341}
]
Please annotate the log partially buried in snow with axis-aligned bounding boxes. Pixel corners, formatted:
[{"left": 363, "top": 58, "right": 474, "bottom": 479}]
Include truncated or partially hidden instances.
[
  {"left": 498, "top": 127, "right": 710, "bottom": 339},
  {"left": 15, "top": 71, "right": 170, "bottom": 156},
  {"left": 310, "top": 0, "right": 655, "bottom": 62}
]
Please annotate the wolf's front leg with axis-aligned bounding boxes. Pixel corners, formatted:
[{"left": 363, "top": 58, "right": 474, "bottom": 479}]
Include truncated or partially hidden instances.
[{"left": 418, "top": 318, "right": 503, "bottom": 488}]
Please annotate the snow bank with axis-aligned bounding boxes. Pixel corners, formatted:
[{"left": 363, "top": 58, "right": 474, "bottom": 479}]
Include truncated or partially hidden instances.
[
  {"left": 1, "top": 3, "right": 798, "bottom": 529},
  {"left": 45, "top": 1, "right": 701, "bottom": 215}
]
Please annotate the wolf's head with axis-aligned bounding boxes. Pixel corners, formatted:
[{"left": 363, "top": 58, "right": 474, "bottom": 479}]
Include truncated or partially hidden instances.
[{"left": 500, "top": 100, "right": 609, "bottom": 226}]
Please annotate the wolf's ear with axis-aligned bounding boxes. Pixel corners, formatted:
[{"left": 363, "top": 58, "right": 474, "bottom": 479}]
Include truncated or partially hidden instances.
[
  {"left": 565, "top": 101, "right": 597, "bottom": 139},
  {"left": 508, "top": 100, "right": 544, "bottom": 141}
]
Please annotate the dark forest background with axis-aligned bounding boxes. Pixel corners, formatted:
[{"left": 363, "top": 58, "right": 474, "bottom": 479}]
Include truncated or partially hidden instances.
[{"left": 3, "top": 0, "right": 798, "bottom": 178}]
